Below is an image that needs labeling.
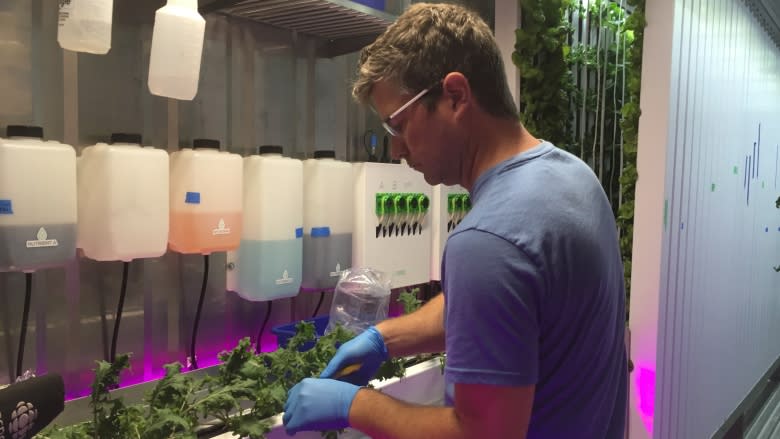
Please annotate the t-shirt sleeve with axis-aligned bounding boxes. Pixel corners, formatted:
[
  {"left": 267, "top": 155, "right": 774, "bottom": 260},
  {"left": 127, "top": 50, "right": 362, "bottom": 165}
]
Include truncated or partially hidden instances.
[{"left": 443, "top": 229, "right": 544, "bottom": 387}]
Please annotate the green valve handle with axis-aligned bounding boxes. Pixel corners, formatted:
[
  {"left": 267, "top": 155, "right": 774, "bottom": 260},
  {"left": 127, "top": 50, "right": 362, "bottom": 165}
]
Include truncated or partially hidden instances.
[
  {"left": 405, "top": 194, "right": 416, "bottom": 212},
  {"left": 420, "top": 194, "right": 430, "bottom": 212},
  {"left": 392, "top": 194, "right": 403, "bottom": 214},
  {"left": 376, "top": 194, "right": 392, "bottom": 215}
]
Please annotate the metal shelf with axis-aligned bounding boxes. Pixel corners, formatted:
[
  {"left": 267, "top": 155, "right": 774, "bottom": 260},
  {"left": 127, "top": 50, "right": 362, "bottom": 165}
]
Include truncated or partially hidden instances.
[{"left": 200, "top": 0, "right": 398, "bottom": 57}]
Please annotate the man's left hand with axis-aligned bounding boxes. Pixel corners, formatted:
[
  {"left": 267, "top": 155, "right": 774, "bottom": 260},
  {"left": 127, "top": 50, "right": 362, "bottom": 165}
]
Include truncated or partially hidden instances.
[{"left": 283, "top": 378, "right": 361, "bottom": 435}]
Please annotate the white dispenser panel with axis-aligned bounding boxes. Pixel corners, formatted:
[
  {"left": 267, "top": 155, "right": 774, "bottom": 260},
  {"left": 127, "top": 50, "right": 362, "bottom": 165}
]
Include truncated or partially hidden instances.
[{"left": 352, "top": 162, "right": 432, "bottom": 289}]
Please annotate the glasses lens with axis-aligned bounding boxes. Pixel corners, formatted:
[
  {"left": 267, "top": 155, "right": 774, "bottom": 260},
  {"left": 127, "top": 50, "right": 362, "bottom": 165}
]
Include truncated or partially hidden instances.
[{"left": 382, "top": 120, "right": 399, "bottom": 137}]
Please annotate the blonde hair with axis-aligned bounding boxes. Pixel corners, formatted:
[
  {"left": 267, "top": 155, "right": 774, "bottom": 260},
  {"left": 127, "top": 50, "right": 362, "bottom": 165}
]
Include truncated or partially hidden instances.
[{"left": 353, "top": 2, "right": 518, "bottom": 119}]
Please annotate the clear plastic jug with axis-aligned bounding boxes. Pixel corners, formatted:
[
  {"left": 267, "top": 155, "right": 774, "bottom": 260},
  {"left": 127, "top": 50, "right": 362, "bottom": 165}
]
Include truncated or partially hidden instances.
[
  {"left": 169, "top": 139, "right": 242, "bottom": 255},
  {"left": 301, "top": 150, "right": 354, "bottom": 290},
  {"left": 228, "top": 145, "right": 303, "bottom": 301},
  {"left": 77, "top": 133, "right": 169, "bottom": 262},
  {"left": 57, "top": 0, "right": 113, "bottom": 55},
  {"left": 0, "top": 126, "right": 77, "bottom": 272},
  {"left": 148, "top": 0, "right": 205, "bottom": 101}
]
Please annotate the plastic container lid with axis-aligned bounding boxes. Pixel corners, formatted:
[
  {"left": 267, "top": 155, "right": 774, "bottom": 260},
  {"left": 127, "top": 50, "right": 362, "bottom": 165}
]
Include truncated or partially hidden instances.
[
  {"left": 6, "top": 125, "right": 43, "bottom": 139},
  {"left": 257, "top": 145, "right": 283, "bottom": 155},
  {"left": 110, "top": 133, "right": 142, "bottom": 144},
  {"left": 313, "top": 150, "right": 336, "bottom": 159},
  {"left": 193, "top": 138, "right": 220, "bottom": 149}
]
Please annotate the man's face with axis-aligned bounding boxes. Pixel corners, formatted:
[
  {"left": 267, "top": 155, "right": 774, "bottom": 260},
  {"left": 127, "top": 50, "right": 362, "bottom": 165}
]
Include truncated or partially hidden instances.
[{"left": 371, "top": 80, "right": 456, "bottom": 185}]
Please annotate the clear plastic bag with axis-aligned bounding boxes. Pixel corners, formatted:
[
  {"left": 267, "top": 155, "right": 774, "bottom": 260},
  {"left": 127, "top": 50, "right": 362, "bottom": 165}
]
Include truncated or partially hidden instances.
[{"left": 325, "top": 267, "right": 392, "bottom": 335}]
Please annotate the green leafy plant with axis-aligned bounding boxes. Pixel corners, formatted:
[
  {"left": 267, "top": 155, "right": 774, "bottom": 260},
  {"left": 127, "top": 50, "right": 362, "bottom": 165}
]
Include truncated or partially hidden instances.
[
  {"left": 515, "top": 0, "right": 646, "bottom": 318},
  {"left": 37, "top": 322, "right": 407, "bottom": 439},
  {"left": 37, "top": 288, "right": 449, "bottom": 439}
]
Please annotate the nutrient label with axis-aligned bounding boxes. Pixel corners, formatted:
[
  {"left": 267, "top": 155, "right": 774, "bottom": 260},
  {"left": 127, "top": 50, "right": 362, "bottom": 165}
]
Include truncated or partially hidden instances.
[{"left": 58, "top": 0, "right": 73, "bottom": 27}]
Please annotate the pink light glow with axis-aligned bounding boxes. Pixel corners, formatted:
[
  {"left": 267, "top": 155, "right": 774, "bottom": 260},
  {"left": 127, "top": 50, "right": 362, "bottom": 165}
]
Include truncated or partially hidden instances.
[{"left": 636, "top": 366, "right": 656, "bottom": 435}]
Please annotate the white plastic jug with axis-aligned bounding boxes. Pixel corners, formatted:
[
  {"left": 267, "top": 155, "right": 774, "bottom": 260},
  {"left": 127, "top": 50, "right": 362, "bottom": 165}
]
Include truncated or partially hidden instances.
[
  {"left": 57, "top": 0, "right": 114, "bottom": 55},
  {"left": 228, "top": 145, "right": 303, "bottom": 301},
  {"left": 77, "top": 133, "right": 169, "bottom": 262},
  {"left": 301, "top": 150, "right": 353, "bottom": 290},
  {"left": 148, "top": 0, "right": 205, "bottom": 101},
  {"left": 0, "top": 126, "right": 77, "bottom": 272},
  {"left": 169, "top": 139, "right": 242, "bottom": 255}
]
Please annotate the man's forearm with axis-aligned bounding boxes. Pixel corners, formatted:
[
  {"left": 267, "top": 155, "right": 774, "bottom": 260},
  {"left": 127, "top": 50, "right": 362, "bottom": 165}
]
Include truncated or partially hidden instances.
[
  {"left": 349, "top": 387, "right": 466, "bottom": 439},
  {"left": 376, "top": 292, "right": 445, "bottom": 357}
]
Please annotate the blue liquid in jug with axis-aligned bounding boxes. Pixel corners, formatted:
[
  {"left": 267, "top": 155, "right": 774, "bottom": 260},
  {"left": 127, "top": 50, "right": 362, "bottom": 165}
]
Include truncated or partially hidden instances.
[
  {"left": 0, "top": 223, "right": 77, "bottom": 272},
  {"left": 302, "top": 233, "right": 352, "bottom": 290},
  {"left": 237, "top": 239, "right": 303, "bottom": 301}
]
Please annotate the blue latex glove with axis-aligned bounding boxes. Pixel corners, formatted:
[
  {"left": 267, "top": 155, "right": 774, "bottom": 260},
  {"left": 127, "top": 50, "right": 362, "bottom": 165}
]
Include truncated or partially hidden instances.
[
  {"left": 319, "top": 326, "right": 388, "bottom": 385},
  {"left": 283, "top": 378, "right": 361, "bottom": 435}
]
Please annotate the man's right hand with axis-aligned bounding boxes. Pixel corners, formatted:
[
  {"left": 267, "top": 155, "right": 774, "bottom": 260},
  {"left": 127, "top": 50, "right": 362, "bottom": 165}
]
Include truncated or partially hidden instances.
[{"left": 320, "top": 326, "right": 389, "bottom": 385}]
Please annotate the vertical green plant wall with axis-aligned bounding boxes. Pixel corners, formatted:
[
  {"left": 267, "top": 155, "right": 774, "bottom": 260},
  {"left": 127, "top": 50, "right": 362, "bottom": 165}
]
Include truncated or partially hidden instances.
[{"left": 514, "top": 0, "right": 646, "bottom": 315}]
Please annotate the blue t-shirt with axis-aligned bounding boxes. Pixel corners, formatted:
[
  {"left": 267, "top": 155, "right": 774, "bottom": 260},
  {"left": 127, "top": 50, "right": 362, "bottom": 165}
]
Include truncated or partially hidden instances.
[{"left": 442, "top": 142, "right": 627, "bottom": 438}]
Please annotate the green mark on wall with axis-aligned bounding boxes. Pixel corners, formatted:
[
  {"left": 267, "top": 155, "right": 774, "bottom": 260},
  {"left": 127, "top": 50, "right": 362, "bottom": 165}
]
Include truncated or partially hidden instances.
[
  {"left": 733, "top": 166, "right": 738, "bottom": 175},
  {"left": 711, "top": 183, "right": 716, "bottom": 192},
  {"left": 664, "top": 199, "right": 668, "bottom": 229}
]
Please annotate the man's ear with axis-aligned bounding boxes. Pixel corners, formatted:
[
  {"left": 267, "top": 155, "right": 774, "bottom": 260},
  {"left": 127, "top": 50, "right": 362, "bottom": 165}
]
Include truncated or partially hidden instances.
[{"left": 442, "top": 72, "right": 471, "bottom": 120}]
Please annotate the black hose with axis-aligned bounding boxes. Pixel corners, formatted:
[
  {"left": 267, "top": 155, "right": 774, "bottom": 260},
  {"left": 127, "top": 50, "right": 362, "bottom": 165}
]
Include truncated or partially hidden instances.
[
  {"left": 16, "top": 273, "right": 33, "bottom": 380},
  {"left": 256, "top": 301, "right": 273, "bottom": 354},
  {"left": 110, "top": 262, "right": 130, "bottom": 364},
  {"left": 189, "top": 255, "right": 210, "bottom": 370},
  {"left": 311, "top": 291, "right": 326, "bottom": 318}
]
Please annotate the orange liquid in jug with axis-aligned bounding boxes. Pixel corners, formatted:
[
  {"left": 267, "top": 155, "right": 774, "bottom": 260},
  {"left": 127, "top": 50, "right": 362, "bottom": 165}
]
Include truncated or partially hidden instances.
[{"left": 168, "top": 212, "right": 242, "bottom": 254}]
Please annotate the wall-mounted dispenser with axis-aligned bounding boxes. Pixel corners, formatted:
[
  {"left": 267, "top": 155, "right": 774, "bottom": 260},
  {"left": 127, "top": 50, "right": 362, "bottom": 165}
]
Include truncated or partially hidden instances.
[
  {"left": 301, "top": 150, "right": 353, "bottom": 290},
  {"left": 168, "top": 139, "right": 242, "bottom": 255},
  {"left": 148, "top": 0, "right": 205, "bottom": 100},
  {"left": 77, "top": 133, "right": 169, "bottom": 262},
  {"left": 169, "top": 138, "right": 241, "bottom": 369},
  {"left": 352, "top": 162, "right": 432, "bottom": 289},
  {"left": 227, "top": 145, "right": 303, "bottom": 301},
  {"left": 0, "top": 125, "right": 77, "bottom": 380},
  {"left": 430, "top": 184, "right": 470, "bottom": 281},
  {"left": 76, "top": 133, "right": 170, "bottom": 364},
  {"left": 57, "top": 0, "right": 114, "bottom": 55},
  {"left": 0, "top": 126, "right": 77, "bottom": 273}
]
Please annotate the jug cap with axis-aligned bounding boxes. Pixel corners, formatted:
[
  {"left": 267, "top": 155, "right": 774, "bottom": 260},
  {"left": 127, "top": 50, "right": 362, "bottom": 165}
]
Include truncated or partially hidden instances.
[
  {"left": 7, "top": 125, "right": 43, "bottom": 139},
  {"left": 110, "top": 133, "right": 142, "bottom": 144},
  {"left": 313, "top": 150, "right": 336, "bottom": 159},
  {"left": 193, "top": 138, "right": 221, "bottom": 150},
  {"left": 257, "top": 145, "right": 283, "bottom": 155}
]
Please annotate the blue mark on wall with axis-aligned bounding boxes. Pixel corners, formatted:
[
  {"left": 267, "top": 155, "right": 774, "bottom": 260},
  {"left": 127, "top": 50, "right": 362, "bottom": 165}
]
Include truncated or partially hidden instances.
[{"left": 743, "top": 124, "right": 762, "bottom": 206}]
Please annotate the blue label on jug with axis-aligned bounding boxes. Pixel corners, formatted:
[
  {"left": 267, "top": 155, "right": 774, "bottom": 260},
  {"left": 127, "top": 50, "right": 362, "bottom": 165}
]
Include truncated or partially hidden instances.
[
  {"left": 185, "top": 192, "right": 201, "bottom": 204},
  {"left": 311, "top": 227, "right": 331, "bottom": 238},
  {"left": 295, "top": 227, "right": 303, "bottom": 238},
  {"left": 0, "top": 200, "right": 13, "bottom": 215}
]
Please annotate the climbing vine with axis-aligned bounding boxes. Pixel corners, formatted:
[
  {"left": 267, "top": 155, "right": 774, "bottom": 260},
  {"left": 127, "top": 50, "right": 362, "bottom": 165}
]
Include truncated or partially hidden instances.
[{"left": 514, "top": 0, "right": 646, "bottom": 315}]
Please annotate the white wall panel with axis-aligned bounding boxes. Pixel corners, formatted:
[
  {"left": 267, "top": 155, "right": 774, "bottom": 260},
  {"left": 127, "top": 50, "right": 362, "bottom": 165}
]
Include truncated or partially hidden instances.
[{"left": 629, "top": 0, "right": 780, "bottom": 437}]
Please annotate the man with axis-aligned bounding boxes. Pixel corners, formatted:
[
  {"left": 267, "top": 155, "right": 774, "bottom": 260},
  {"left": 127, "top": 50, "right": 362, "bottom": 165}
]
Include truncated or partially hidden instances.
[{"left": 283, "top": 3, "right": 628, "bottom": 438}]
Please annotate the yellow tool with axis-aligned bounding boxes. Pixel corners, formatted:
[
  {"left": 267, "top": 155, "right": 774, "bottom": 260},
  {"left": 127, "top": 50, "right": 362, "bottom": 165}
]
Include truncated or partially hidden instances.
[{"left": 333, "top": 363, "right": 362, "bottom": 379}]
